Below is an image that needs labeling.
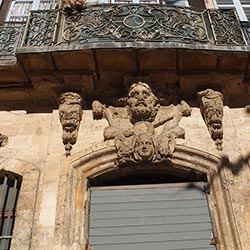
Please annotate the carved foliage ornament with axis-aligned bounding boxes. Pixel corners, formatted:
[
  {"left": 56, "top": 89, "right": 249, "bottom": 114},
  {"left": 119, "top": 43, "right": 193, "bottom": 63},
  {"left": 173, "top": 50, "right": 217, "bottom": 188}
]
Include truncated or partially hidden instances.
[
  {"left": 198, "top": 89, "right": 224, "bottom": 151},
  {"left": 0, "top": 133, "right": 8, "bottom": 148},
  {"left": 92, "top": 82, "right": 191, "bottom": 166},
  {"left": 59, "top": 92, "right": 83, "bottom": 156}
]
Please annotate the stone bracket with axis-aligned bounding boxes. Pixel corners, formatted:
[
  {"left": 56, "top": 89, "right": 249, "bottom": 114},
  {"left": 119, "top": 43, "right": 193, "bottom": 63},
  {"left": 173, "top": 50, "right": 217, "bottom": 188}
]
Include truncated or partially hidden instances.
[
  {"left": 59, "top": 92, "right": 83, "bottom": 156},
  {"left": 198, "top": 88, "right": 224, "bottom": 151}
]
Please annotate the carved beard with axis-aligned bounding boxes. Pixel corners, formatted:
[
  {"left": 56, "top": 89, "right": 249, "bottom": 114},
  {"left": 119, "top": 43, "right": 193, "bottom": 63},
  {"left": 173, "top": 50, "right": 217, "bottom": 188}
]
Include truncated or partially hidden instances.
[{"left": 129, "top": 102, "right": 158, "bottom": 124}]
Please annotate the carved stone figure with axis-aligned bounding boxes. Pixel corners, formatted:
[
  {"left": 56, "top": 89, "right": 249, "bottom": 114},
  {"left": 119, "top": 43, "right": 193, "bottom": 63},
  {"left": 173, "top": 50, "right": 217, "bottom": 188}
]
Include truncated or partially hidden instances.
[
  {"left": 63, "top": 0, "right": 85, "bottom": 14},
  {"left": 0, "top": 133, "right": 8, "bottom": 148},
  {"left": 93, "top": 82, "right": 191, "bottom": 166},
  {"left": 127, "top": 82, "right": 160, "bottom": 124},
  {"left": 134, "top": 133, "right": 155, "bottom": 162},
  {"left": 198, "top": 89, "right": 224, "bottom": 151},
  {"left": 59, "top": 92, "right": 83, "bottom": 156}
]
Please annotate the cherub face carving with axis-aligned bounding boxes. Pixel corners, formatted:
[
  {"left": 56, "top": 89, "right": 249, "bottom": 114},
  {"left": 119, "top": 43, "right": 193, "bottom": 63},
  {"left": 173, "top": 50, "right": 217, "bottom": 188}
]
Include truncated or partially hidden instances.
[{"left": 134, "top": 133, "right": 154, "bottom": 161}]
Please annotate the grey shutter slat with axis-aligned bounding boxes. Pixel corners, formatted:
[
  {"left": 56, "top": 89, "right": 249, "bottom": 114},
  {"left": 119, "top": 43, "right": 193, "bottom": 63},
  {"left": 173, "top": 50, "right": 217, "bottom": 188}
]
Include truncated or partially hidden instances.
[
  {"left": 91, "top": 199, "right": 207, "bottom": 211},
  {"left": 89, "top": 183, "right": 216, "bottom": 250},
  {"left": 91, "top": 240, "right": 214, "bottom": 250},
  {"left": 90, "top": 207, "right": 210, "bottom": 219},
  {"left": 92, "top": 185, "right": 204, "bottom": 196},
  {"left": 90, "top": 230, "right": 212, "bottom": 244},
  {"left": 90, "top": 222, "right": 212, "bottom": 236},
  {"left": 91, "top": 192, "right": 205, "bottom": 204},
  {"left": 90, "top": 214, "right": 211, "bottom": 227}
]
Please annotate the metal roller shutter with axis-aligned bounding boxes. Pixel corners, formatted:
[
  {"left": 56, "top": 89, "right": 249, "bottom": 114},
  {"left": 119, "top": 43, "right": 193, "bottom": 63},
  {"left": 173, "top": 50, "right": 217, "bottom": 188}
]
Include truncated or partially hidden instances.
[{"left": 89, "top": 183, "right": 216, "bottom": 250}]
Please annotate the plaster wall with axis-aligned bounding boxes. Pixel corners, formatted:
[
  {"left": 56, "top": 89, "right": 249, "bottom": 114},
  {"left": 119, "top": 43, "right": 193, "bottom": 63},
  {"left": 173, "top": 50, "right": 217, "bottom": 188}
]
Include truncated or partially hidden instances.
[{"left": 0, "top": 107, "right": 249, "bottom": 250}]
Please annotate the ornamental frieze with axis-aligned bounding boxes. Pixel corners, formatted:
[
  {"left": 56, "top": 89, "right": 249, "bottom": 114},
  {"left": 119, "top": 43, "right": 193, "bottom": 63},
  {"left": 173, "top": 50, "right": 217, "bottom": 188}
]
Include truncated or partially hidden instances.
[{"left": 92, "top": 82, "right": 191, "bottom": 166}]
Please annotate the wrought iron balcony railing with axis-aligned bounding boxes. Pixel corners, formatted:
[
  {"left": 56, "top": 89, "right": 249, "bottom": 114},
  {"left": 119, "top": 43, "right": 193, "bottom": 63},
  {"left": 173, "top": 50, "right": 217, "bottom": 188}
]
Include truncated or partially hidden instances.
[
  {"left": 0, "top": 5, "right": 249, "bottom": 61},
  {"left": 0, "top": 22, "right": 25, "bottom": 61}
]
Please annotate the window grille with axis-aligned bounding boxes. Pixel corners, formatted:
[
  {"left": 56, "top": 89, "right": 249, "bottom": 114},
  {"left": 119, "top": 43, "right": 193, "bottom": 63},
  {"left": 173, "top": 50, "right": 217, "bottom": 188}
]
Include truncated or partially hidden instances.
[{"left": 0, "top": 172, "right": 22, "bottom": 250}]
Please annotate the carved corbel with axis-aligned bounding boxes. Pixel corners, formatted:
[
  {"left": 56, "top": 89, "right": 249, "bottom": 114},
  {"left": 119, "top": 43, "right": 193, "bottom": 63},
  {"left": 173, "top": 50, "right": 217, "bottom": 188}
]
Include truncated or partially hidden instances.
[
  {"left": 198, "top": 89, "right": 224, "bottom": 151},
  {"left": 59, "top": 92, "right": 83, "bottom": 156},
  {"left": 0, "top": 133, "right": 8, "bottom": 148}
]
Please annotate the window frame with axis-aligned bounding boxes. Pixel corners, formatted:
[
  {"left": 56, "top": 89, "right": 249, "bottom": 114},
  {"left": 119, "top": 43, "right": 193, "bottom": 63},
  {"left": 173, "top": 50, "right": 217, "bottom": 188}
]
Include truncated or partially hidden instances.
[
  {"left": 214, "top": 0, "right": 250, "bottom": 21},
  {"left": 5, "top": 0, "right": 55, "bottom": 21}
]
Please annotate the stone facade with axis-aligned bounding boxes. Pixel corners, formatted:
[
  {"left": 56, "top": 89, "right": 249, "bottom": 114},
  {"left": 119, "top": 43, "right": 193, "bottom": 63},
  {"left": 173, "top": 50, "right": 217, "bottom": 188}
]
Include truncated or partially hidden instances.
[
  {"left": 0, "top": 94, "right": 250, "bottom": 250},
  {"left": 0, "top": 1, "right": 250, "bottom": 250}
]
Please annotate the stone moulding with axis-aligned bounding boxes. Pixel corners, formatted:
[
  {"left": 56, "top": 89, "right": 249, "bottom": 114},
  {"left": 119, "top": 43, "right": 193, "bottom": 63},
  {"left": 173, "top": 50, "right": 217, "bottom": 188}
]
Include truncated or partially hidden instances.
[
  {"left": 58, "top": 92, "right": 83, "bottom": 156},
  {"left": 54, "top": 144, "right": 241, "bottom": 250}
]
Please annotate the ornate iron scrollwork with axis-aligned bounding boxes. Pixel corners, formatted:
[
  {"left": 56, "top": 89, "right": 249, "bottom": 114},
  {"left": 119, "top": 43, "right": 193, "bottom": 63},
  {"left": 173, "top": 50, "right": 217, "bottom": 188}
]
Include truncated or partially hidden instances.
[
  {"left": 209, "top": 9, "right": 246, "bottom": 45},
  {"left": 23, "top": 10, "right": 58, "bottom": 47},
  {"left": 0, "top": 22, "right": 24, "bottom": 58},
  {"left": 60, "top": 5, "right": 208, "bottom": 44},
  {"left": 0, "top": 133, "right": 8, "bottom": 148}
]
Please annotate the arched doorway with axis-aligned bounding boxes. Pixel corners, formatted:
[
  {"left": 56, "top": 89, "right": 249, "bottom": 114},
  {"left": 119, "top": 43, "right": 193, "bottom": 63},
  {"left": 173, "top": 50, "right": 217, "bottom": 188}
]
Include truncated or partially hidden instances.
[{"left": 54, "top": 144, "right": 241, "bottom": 250}]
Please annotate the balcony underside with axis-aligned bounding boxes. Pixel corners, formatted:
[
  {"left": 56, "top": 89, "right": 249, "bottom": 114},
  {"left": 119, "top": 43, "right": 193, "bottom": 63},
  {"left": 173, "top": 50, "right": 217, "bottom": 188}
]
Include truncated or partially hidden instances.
[
  {"left": 0, "top": 46, "right": 249, "bottom": 111},
  {"left": 0, "top": 5, "right": 250, "bottom": 110}
]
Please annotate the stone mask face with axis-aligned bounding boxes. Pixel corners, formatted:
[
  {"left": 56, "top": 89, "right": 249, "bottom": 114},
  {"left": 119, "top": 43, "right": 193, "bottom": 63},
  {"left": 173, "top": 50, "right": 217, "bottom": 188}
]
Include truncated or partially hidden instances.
[
  {"left": 59, "top": 104, "right": 82, "bottom": 132},
  {"left": 134, "top": 133, "right": 154, "bottom": 161},
  {"left": 127, "top": 82, "right": 160, "bottom": 124},
  {"left": 59, "top": 92, "right": 83, "bottom": 156}
]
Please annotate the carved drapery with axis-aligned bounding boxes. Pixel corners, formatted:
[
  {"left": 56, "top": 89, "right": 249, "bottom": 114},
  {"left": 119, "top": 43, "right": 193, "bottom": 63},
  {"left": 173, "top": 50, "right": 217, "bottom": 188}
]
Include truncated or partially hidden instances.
[
  {"left": 92, "top": 82, "right": 191, "bottom": 166},
  {"left": 198, "top": 89, "right": 224, "bottom": 151},
  {"left": 59, "top": 92, "right": 83, "bottom": 156},
  {"left": 0, "top": 134, "right": 8, "bottom": 148}
]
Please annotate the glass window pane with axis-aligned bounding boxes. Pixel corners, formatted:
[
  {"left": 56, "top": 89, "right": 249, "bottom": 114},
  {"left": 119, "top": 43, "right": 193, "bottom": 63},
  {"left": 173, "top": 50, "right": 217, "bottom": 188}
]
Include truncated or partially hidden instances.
[
  {"left": 216, "top": 0, "right": 233, "bottom": 3},
  {"left": 243, "top": 7, "right": 250, "bottom": 19}
]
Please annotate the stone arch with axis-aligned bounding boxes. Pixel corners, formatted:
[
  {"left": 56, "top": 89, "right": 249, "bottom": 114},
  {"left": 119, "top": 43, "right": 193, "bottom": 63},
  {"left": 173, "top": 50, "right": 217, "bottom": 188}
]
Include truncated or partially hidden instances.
[
  {"left": 54, "top": 144, "right": 241, "bottom": 250},
  {"left": 0, "top": 157, "right": 40, "bottom": 250}
]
